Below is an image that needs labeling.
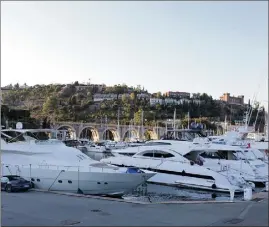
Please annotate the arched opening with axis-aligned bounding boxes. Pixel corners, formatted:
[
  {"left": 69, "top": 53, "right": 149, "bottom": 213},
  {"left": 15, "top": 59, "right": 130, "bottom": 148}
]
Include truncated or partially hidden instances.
[
  {"left": 103, "top": 129, "right": 120, "bottom": 141},
  {"left": 57, "top": 125, "right": 76, "bottom": 140},
  {"left": 216, "top": 125, "right": 224, "bottom": 135},
  {"left": 123, "top": 129, "right": 139, "bottom": 142},
  {"left": 144, "top": 129, "right": 158, "bottom": 141},
  {"left": 79, "top": 127, "right": 99, "bottom": 142}
]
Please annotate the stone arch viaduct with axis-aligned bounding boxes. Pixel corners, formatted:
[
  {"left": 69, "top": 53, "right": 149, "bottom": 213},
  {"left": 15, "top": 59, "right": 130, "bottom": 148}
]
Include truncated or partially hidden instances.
[{"left": 52, "top": 122, "right": 166, "bottom": 142}]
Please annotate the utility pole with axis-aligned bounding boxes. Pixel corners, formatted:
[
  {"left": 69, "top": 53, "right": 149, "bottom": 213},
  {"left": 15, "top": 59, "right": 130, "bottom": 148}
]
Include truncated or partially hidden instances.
[
  {"left": 141, "top": 110, "right": 144, "bottom": 140},
  {"left": 254, "top": 105, "right": 260, "bottom": 132},
  {"left": 105, "top": 115, "right": 108, "bottom": 139},
  {"left": 117, "top": 107, "right": 120, "bottom": 134},
  {"left": 187, "top": 111, "right": 190, "bottom": 130},
  {"left": 173, "top": 108, "right": 176, "bottom": 139},
  {"left": 267, "top": 74, "right": 269, "bottom": 138}
]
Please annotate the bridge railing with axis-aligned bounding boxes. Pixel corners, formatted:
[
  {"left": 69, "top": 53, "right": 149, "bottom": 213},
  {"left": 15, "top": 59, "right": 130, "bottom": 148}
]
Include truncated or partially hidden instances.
[{"left": 54, "top": 122, "right": 165, "bottom": 130}]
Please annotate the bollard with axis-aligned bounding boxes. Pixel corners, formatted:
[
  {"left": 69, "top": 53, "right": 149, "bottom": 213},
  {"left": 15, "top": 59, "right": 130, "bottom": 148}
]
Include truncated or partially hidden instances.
[
  {"left": 229, "top": 188, "right": 235, "bottom": 202},
  {"left": 244, "top": 187, "right": 252, "bottom": 201},
  {"left": 266, "top": 182, "right": 268, "bottom": 192}
]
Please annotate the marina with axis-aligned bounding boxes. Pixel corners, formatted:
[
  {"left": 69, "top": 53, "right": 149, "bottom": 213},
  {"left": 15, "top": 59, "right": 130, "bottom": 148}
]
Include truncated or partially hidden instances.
[
  {"left": 1, "top": 127, "right": 268, "bottom": 197},
  {"left": 2, "top": 128, "right": 267, "bottom": 226},
  {"left": 1, "top": 1, "right": 268, "bottom": 226}
]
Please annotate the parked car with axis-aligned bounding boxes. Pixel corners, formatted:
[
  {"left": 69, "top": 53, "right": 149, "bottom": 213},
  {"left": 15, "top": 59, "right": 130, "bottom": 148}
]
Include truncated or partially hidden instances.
[{"left": 1, "top": 175, "right": 31, "bottom": 192}]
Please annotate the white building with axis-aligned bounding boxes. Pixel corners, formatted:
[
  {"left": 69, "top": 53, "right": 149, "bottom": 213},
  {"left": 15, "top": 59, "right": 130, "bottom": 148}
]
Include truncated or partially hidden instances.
[
  {"left": 150, "top": 98, "right": 163, "bottom": 106},
  {"left": 93, "top": 93, "right": 117, "bottom": 102},
  {"left": 137, "top": 93, "right": 150, "bottom": 99},
  {"left": 164, "top": 98, "right": 178, "bottom": 105},
  {"left": 177, "top": 98, "right": 191, "bottom": 105}
]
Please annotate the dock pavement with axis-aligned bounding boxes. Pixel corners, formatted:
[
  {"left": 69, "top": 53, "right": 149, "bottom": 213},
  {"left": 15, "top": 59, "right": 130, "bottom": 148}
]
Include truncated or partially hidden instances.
[{"left": 1, "top": 190, "right": 268, "bottom": 226}]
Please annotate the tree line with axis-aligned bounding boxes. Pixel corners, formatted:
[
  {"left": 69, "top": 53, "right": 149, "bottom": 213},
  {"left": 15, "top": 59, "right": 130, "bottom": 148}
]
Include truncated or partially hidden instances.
[{"left": 1, "top": 82, "right": 266, "bottom": 132}]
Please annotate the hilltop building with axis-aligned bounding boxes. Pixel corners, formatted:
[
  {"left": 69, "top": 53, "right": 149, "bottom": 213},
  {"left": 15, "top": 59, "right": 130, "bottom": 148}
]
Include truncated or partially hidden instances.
[
  {"left": 163, "top": 91, "right": 190, "bottom": 99},
  {"left": 220, "top": 93, "right": 244, "bottom": 106}
]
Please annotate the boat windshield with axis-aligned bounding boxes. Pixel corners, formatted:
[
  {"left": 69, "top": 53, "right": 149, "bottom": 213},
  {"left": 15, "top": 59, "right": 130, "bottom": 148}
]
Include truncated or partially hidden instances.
[
  {"left": 242, "top": 150, "right": 257, "bottom": 160},
  {"left": 232, "top": 150, "right": 247, "bottom": 160},
  {"left": 2, "top": 130, "right": 54, "bottom": 142},
  {"left": 24, "top": 131, "right": 50, "bottom": 140},
  {"left": 162, "top": 130, "right": 206, "bottom": 141},
  {"left": 200, "top": 150, "right": 238, "bottom": 160},
  {"left": 64, "top": 140, "right": 81, "bottom": 147},
  {"left": 1, "top": 131, "right": 26, "bottom": 143}
]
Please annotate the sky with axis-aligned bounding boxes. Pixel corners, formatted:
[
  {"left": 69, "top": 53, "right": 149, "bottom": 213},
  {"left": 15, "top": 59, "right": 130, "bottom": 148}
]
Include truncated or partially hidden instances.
[{"left": 1, "top": 1, "right": 268, "bottom": 108}]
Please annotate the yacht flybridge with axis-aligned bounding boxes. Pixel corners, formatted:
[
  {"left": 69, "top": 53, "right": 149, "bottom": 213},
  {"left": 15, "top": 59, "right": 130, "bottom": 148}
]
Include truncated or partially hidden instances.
[
  {"left": 101, "top": 145, "right": 250, "bottom": 193},
  {"left": 208, "top": 128, "right": 268, "bottom": 161},
  {"left": 0, "top": 129, "right": 155, "bottom": 197}
]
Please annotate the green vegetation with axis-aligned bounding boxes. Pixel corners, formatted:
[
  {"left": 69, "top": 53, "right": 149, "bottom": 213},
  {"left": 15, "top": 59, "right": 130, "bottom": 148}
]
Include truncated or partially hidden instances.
[{"left": 1, "top": 82, "right": 265, "bottom": 132}]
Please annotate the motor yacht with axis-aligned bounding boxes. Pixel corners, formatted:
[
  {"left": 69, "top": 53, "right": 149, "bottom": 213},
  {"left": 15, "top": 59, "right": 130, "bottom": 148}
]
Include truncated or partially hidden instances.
[
  {"left": 152, "top": 139, "right": 268, "bottom": 186},
  {"left": 101, "top": 145, "right": 250, "bottom": 193},
  {"left": 1, "top": 129, "right": 155, "bottom": 197},
  {"left": 75, "top": 139, "right": 108, "bottom": 153},
  {"left": 111, "top": 146, "right": 143, "bottom": 156}
]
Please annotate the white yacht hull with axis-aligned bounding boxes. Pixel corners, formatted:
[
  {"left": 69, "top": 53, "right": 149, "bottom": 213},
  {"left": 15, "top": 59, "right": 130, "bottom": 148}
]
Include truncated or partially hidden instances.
[
  {"left": 145, "top": 172, "right": 243, "bottom": 193},
  {"left": 1, "top": 164, "right": 154, "bottom": 196},
  {"left": 201, "top": 160, "right": 268, "bottom": 185},
  {"left": 102, "top": 158, "right": 246, "bottom": 193}
]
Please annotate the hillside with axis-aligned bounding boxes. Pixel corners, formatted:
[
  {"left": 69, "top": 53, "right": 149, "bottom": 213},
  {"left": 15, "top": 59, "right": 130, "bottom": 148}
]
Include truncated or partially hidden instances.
[{"left": 1, "top": 82, "right": 264, "bottom": 131}]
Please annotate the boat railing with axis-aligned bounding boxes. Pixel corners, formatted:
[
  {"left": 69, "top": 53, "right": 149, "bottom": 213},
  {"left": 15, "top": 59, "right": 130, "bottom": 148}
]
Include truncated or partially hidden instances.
[
  {"left": 1, "top": 163, "right": 122, "bottom": 174},
  {"left": 217, "top": 164, "right": 257, "bottom": 178},
  {"left": 4, "top": 139, "right": 64, "bottom": 146},
  {"left": 132, "top": 156, "right": 190, "bottom": 165},
  {"left": 34, "top": 140, "right": 64, "bottom": 145}
]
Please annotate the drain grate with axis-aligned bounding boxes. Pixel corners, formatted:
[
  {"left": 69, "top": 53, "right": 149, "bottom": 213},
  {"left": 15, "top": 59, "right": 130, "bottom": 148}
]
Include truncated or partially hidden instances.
[
  {"left": 61, "top": 220, "right": 80, "bottom": 226},
  {"left": 90, "top": 209, "right": 102, "bottom": 212},
  {"left": 252, "top": 198, "right": 264, "bottom": 202},
  {"left": 223, "top": 218, "right": 244, "bottom": 224}
]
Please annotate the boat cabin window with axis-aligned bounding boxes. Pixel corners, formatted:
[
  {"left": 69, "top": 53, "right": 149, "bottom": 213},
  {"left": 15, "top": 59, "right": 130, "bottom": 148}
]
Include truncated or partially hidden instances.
[
  {"left": 184, "top": 151, "right": 199, "bottom": 161},
  {"left": 145, "top": 142, "right": 172, "bottom": 146},
  {"left": 143, "top": 152, "right": 154, "bottom": 157},
  {"left": 200, "top": 150, "right": 237, "bottom": 160},
  {"left": 64, "top": 140, "right": 81, "bottom": 147},
  {"left": 183, "top": 151, "right": 205, "bottom": 165},
  {"left": 142, "top": 150, "right": 175, "bottom": 158}
]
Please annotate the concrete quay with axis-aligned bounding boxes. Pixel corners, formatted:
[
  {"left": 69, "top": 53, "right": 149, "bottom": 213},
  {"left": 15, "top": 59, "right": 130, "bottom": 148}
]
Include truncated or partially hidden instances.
[{"left": 2, "top": 190, "right": 268, "bottom": 226}]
